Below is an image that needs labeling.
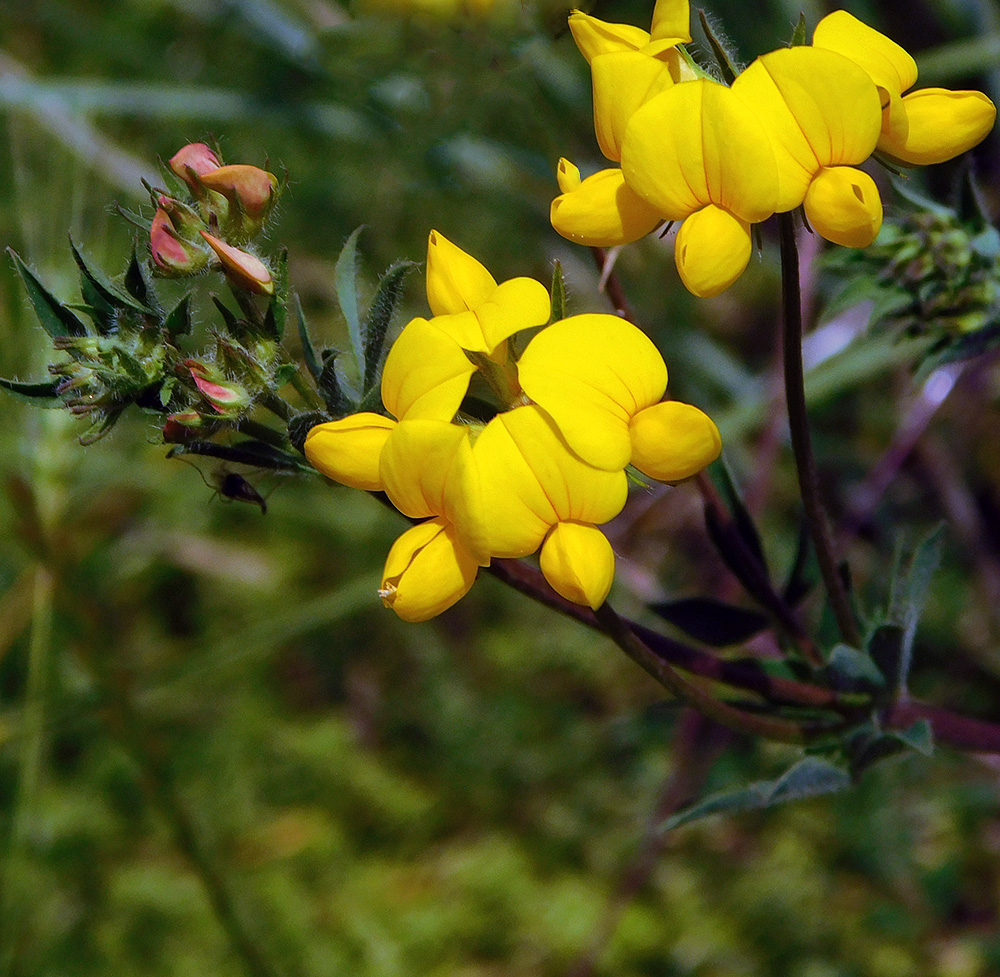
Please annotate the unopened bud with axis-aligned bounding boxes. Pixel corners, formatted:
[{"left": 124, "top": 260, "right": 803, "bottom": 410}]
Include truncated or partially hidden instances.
[
  {"left": 162, "top": 410, "right": 205, "bottom": 442},
  {"left": 185, "top": 359, "right": 252, "bottom": 415},
  {"left": 169, "top": 142, "right": 222, "bottom": 183},
  {"left": 199, "top": 165, "right": 279, "bottom": 227},
  {"left": 150, "top": 208, "right": 209, "bottom": 276},
  {"left": 200, "top": 231, "right": 274, "bottom": 295}
]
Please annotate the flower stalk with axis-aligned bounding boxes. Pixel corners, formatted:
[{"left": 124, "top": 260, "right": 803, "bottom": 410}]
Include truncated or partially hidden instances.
[{"left": 779, "top": 213, "right": 861, "bottom": 648}]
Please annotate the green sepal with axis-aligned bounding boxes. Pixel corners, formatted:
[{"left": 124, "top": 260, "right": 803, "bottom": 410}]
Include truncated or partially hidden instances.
[
  {"left": 550, "top": 260, "right": 567, "bottom": 323},
  {"left": 164, "top": 293, "right": 193, "bottom": 337},
  {"left": 697, "top": 9, "right": 740, "bottom": 86},
  {"left": 272, "top": 362, "right": 299, "bottom": 388},
  {"left": 362, "top": 260, "right": 415, "bottom": 392},
  {"left": 790, "top": 12, "right": 807, "bottom": 47},
  {"left": 79, "top": 408, "right": 126, "bottom": 445},
  {"left": 9, "top": 248, "right": 88, "bottom": 338},
  {"left": 0, "top": 376, "right": 62, "bottom": 405},
  {"left": 124, "top": 245, "right": 160, "bottom": 313},
  {"left": 211, "top": 295, "right": 241, "bottom": 331},
  {"left": 167, "top": 438, "right": 313, "bottom": 473},
  {"left": 288, "top": 409, "right": 331, "bottom": 454},
  {"left": 661, "top": 757, "right": 851, "bottom": 833}
]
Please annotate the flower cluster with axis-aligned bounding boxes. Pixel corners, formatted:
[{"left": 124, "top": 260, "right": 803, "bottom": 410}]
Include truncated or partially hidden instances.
[
  {"left": 305, "top": 232, "right": 721, "bottom": 621},
  {"left": 551, "top": 0, "right": 996, "bottom": 298},
  {"left": 150, "top": 143, "right": 280, "bottom": 294}
]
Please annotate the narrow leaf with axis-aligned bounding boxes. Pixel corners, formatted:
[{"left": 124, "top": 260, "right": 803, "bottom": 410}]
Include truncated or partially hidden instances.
[
  {"left": 783, "top": 517, "right": 813, "bottom": 605},
  {"left": 9, "top": 249, "right": 88, "bottom": 338},
  {"left": 713, "top": 458, "right": 769, "bottom": 576},
  {"left": 550, "top": 260, "right": 567, "bottom": 323},
  {"left": 334, "top": 226, "right": 365, "bottom": 381},
  {"left": 661, "top": 757, "right": 850, "bottom": 832},
  {"left": 362, "top": 260, "right": 415, "bottom": 392},
  {"left": 650, "top": 596, "right": 768, "bottom": 647},
  {"left": 823, "top": 644, "right": 886, "bottom": 694},
  {"left": 264, "top": 248, "right": 289, "bottom": 341},
  {"left": 295, "top": 294, "right": 321, "bottom": 381},
  {"left": 124, "top": 246, "right": 157, "bottom": 311},
  {"left": 70, "top": 238, "right": 156, "bottom": 316},
  {"left": 0, "top": 376, "right": 62, "bottom": 404},
  {"left": 211, "top": 295, "right": 240, "bottom": 331}
]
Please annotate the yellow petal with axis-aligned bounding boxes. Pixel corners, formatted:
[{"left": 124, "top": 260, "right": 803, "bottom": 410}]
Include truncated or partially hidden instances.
[
  {"left": 879, "top": 89, "right": 996, "bottom": 166},
  {"left": 473, "top": 405, "right": 628, "bottom": 557},
  {"left": 381, "top": 317, "right": 476, "bottom": 421},
  {"left": 804, "top": 166, "right": 883, "bottom": 248},
  {"left": 550, "top": 166, "right": 663, "bottom": 247},
  {"left": 380, "top": 518, "right": 480, "bottom": 622},
  {"left": 732, "top": 47, "right": 882, "bottom": 212},
  {"left": 649, "top": 0, "right": 690, "bottom": 45},
  {"left": 474, "top": 277, "right": 551, "bottom": 353},
  {"left": 304, "top": 413, "right": 397, "bottom": 491},
  {"left": 622, "top": 79, "right": 778, "bottom": 223},
  {"left": 568, "top": 10, "right": 650, "bottom": 62},
  {"left": 592, "top": 52, "right": 676, "bottom": 162},
  {"left": 674, "top": 205, "right": 752, "bottom": 298},
  {"left": 812, "top": 10, "right": 917, "bottom": 97},
  {"left": 517, "top": 314, "right": 667, "bottom": 470},
  {"left": 628, "top": 401, "right": 721, "bottom": 482},
  {"left": 539, "top": 522, "right": 615, "bottom": 610},
  {"left": 556, "top": 157, "right": 582, "bottom": 193},
  {"left": 425, "top": 229, "right": 497, "bottom": 316}
]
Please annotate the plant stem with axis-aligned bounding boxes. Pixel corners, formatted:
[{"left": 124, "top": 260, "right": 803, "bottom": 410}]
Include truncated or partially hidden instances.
[
  {"left": 778, "top": 214, "right": 860, "bottom": 647},
  {"left": 594, "top": 602, "right": 828, "bottom": 744}
]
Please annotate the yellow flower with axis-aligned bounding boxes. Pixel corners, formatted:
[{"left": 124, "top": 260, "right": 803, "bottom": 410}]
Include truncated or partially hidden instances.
[
  {"left": 379, "top": 518, "right": 480, "bottom": 622},
  {"left": 472, "top": 404, "right": 628, "bottom": 558},
  {"left": 304, "top": 413, "right": 397, "bottom": 491},
  {"left": 549, "top": 158, "right": 663, "bottom": 247},
  {"left": 731, "top": 46, "right": 884, "bottom": 248},
  {"left": 813, "top": 10, "right": 996, "bottom": 166},
  {"left": 620, "top": 79, "right": 780, "bottom": 296},
  {"left": 516, "top": 314, "right": 721, "bottom": 478}
]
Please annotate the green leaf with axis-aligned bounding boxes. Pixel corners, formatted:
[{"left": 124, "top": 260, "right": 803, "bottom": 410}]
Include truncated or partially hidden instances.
[
  {"left": 334, "top": 226, "right": 365, "bottom": 381},
  {"left": 846, "top": 719, "right": 934, "bottom": 778},
  {"left": 886, "top": 526, "right": 944, "bottom": 694},
  {"left": 295, "top": 295, "right": 321, "bottom": 381},
  {"left": 550, "top": 260, "right": 567, "bottom": 323},
  {"left": 164, "top": 294, "right": 192, "bottom": 337},
  {"left": 661, "top": 757, "right": 851, "bottom": 832},
  {"left": 124, "top": 246, "right": 158, "bottom": 311},
  {"left": 362, "top": 260, "right": 415, "bottom": 392},
  {"left": 264, "top": 248, "right": 289, "bottom": 341},
  {"left": 9, "top": 248, "right": 88, "bottom": 338},
  {"left": 211, "top": 296, "right": 241, "bottom": 331},
  {"left": 318, "top": 351, "right": 354, "bottom": 416},
  {"left": 823, "top": 644, "right": 886, "bottom": 694},
  {"left": 867, "top": 624, "right": 906, "bottom": 690},
  {"left": 893, "top": 718, "right": 934, "bottom": 757},
  {"left": 649, "top": 597, "right": 768, "bottom": 647},
  {"left": 0, "top": 376, "right": 62, "bottom": 404},
  {"left": 70, "top": 238, "right": 156, "bottom": 317},
  {"left": 697, "top": 9, "right": 739, "bottom": 85},
  {"left": 782, "top": 517, "right": 813, "bottom": 606}
]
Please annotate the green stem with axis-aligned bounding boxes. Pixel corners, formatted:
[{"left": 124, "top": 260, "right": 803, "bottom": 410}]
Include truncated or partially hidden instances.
[{"left": 778, "top": 214, "right": 861, "bottom": 647}]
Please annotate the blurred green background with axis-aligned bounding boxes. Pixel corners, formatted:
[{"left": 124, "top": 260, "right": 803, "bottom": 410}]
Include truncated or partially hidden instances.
[{"left": 1, "top": 0, "right": 1000, "bottom": 974}]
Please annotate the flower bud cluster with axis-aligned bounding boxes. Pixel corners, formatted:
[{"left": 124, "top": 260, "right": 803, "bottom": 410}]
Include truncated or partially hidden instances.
[
  {"left": 551, "top": 0, "right": 996, "bottom": 297},
  {"left": 305, "top": 231, "right": 722, "bottom": 622},
  {"left": 149, "top": 143, "right": 280, "bottom": 294}
]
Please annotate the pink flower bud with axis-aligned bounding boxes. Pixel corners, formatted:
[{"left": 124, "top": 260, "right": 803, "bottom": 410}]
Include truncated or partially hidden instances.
[
  {"left": 162, "top": 410, "right": 204, "bottom": 442},
  {"left": 169, "top": 142, "right": 221, "bottom": 183},
  {"left": 199, "top": 165, "right": 279, "bottom": 222},
  {"left": 150, "top": 208, "right": 209, "bottom": 276},
  {"left": 185, "top": 360, "right": 251, "bottom": 415},
  {"left": 199, "top": 231, "right": 274, "bottom": 294}
]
